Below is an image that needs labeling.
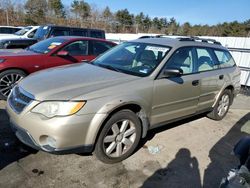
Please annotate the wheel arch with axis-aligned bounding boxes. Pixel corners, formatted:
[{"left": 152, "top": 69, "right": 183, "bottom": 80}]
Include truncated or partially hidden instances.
[
  {"left": 0, "top": 67, "right": 29, "bottom": 75},
  {"left": 213, "top": 84, "right": 235, "bottom": 107},
  {"left": 90, "top": 102, "right": 150, "bottom": 149}
]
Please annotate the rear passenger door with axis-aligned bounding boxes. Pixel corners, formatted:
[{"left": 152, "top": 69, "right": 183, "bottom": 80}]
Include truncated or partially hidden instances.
[
  {"left": 195, "top": 47, "right": 222, "bottom": 111},
  {"left": 89, "top": 40, "right": 115, "bottom": 59}
]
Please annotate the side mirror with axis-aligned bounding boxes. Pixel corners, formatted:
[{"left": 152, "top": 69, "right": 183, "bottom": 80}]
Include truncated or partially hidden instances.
[
  {"left": 162, "top": 68, "right": 183, "bottom": 78},
  {"left": 57, "top": 50, "right": 69, "bottom": 56},
  {"left": 28, "top": 32, "right": 35, "bottom": 38}
]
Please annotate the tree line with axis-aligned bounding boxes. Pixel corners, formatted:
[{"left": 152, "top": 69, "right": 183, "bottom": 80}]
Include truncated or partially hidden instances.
[{"left": 0, "top": 0, "right": 249, "bottom": 36}]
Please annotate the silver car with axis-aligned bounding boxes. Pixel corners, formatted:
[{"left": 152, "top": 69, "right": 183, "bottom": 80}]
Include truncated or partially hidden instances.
[{"left": 7, "top": 37, "right": 241, "bottom": 163}]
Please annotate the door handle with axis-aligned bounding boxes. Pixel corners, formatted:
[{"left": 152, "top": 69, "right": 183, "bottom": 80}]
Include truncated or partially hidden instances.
[
  {"left": 192, "top": 80, "right": 199, "bottom": 86},
  {"left": 219, "top": 75, "right": 224, "bottom": 80},
  {"left": 81, "top": 59, "right": 89, "bottom": 63}
]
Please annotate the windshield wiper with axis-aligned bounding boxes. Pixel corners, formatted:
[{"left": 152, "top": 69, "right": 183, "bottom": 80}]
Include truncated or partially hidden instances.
[{"left": 97, "top": 64, "right": 122, "bottom": 73}]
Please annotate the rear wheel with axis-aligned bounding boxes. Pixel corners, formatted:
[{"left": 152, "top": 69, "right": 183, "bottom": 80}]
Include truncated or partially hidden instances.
[
  {"left": 207, "top": 89, "right": 232, "bottom": 120},
  {"left": 94, "top": 110, "right": 142, "bottom": 163},
  {"left": 0, "top": 69, "right": 26, "bottom": 100}
]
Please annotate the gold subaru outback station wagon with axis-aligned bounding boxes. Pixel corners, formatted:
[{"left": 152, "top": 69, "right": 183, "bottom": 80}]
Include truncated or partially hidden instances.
[{"left": 7, "top": 37, "right": 241, "bottom": 163}]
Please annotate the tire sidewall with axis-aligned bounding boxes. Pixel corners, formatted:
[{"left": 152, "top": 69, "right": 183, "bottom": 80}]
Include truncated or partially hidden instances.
[{"left": 95, "top": 110, "right": 142, "bottom": 163}]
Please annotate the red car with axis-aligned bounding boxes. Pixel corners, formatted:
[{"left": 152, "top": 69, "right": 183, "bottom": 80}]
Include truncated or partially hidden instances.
[{"left": 0, "top": 36, "right": 116, "bottom": 99}]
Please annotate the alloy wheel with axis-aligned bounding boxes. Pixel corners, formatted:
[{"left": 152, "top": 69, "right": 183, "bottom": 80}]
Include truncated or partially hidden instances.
[
  {"left": 0, "top": 73, "right": 23, "bottom": 97},
  {"left": 217, "top": 94, "right": 230, "bottom": 117},
  {"left": 103, "top": 119, "right": 137, "bottom": 158}
]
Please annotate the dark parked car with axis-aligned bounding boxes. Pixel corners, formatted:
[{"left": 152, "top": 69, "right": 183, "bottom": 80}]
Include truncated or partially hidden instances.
[
  {"left": 0, "top": 38, "right": 38, "bottom": 49},
  {"left": 0, "top": 36, "right": 116, "bottom": 99},
  {"left": 35, "top": 25, "right": 106, "bottom": 41}
]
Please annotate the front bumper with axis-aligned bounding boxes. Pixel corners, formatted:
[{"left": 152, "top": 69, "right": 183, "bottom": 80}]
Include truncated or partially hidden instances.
[
  {"left": 6, "top": 100, "right": 107, "bottom": 154},
  {"left": 10, "top": 122, "right": 94, "bottom": 154}
]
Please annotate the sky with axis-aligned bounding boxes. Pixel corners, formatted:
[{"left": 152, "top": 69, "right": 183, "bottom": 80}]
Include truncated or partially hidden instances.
[{"left": 63, "top": 0, "right": 250, "bottom": 25}]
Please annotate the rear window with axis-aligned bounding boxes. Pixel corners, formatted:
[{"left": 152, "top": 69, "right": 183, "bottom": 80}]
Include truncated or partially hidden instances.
[{"left": 214, "top": 50, "right": 236, "bottom": 68}]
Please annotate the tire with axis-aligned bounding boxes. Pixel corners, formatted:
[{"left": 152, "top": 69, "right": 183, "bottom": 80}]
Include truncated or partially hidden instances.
[
  {"left": 0, "top": 69, "right": 26, "bottom": 100},
  {"left": 207, "top": 89, "right": 232, "bottom": 121},
  {"left": 94, "top": 110, "right": 142, "bottom": 163}
]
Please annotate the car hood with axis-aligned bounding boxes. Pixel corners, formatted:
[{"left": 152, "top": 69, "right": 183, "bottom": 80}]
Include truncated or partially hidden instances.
[
  {"left": 0, "top": 49, "right": 38, "bottom": 56},
  {"left": 19, "top": 64, "right": 139, "bottom": 101}
]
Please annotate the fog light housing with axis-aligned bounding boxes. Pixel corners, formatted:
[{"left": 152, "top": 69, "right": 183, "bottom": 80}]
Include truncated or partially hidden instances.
[{"left": 46, "top": 136, "right": 57, "bottom": 148}]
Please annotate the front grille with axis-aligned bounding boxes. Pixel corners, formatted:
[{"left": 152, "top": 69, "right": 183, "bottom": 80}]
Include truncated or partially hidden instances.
[{"left": 8, "top": 86, "right": 34, "bottom": 113}]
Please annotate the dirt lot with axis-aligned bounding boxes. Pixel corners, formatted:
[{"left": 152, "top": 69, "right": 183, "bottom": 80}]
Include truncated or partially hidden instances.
[{"left": 0, "top": 95, "right": 249, "bottom": 188}]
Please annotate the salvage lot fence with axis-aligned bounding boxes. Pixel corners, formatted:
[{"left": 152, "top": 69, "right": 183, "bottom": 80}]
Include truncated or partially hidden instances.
[{"left": 106, "top": 34, "right": 250, "bottom": 86}]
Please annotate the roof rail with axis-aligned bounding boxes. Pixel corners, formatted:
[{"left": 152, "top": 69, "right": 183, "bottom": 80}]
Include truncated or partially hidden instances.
[{"left": 178, "top": 37, "right": 221, "bottom": 45}]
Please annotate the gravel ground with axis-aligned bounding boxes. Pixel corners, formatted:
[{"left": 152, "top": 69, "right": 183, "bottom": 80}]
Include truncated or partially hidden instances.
[{"left": 0, "top": 95, "right": 249, "bottom": 188}]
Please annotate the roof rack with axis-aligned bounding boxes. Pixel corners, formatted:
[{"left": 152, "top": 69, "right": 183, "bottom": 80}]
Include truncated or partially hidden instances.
[{"left": 177, "top": 36, "right": 221, "bottom": 45}]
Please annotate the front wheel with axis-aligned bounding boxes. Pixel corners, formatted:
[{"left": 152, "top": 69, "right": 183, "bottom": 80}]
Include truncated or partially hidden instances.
[
  {"left": 94, "top": 110, "right": 142, "bottom": 163},
  {"left": 207, "top": 89, "right": 232, "bottom": 120},
  {"left": 0, "top": 69, "right": 26, "bottom": 100}
]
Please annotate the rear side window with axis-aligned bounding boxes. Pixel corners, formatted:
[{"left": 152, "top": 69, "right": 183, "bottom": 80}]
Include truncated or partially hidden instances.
[
  {"left": 214, "top": 50, "right": 235, "bottom": 68},
  {"left": 71, "top": 29, "right": 88, "bottom": 37},
  {"left": 91, "top": 41, "right": 114, "bottom": 56},
  {"left": 90, "top": 30, "right": 104, "bottom": 39},
  {"left": 196, "top": 48, "right": 216, "bottom": 72},
  {"left": 51, "top": 29, "right": 70, "bottom": 37},
  {"left": 62, "top": 40, "right": 88, "bottom": 56},
  {"left": 0, "top": 27, "right": 14, "bottom": 34}
]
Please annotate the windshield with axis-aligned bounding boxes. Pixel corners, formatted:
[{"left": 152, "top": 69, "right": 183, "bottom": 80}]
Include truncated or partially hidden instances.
[
  {"left": 28, "top": 37, "right": 67, "bottom": 54},
  {"left": 93, "top": 42, "right": 171, "bottom": 77},
  {"left": 15, "top": 27, "right": 32, "bottom": 36},
  {"left": 34, "top": 26, "right": 50, "bottom": 40}
]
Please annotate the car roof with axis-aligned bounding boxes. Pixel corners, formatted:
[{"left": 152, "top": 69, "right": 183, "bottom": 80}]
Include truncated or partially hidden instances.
[
  {"left": 0, "top": 26, "right": 21, "bottom": 28},
  {"left": 39, "top": 25, "right": 104, "bottom": 31},
  {"left": 53, "top": 36, "right": 115, "bottom": 44},
  {"left": 132, "top": 37, "right": 228, "bottom": 50}
]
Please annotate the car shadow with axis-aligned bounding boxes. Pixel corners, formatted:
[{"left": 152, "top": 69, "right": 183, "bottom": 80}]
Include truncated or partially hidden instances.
[
  {"left": 141, "top": 148, "right": 202, "bottom": 188},
  {"left": 203, "top": 112, "right": 250, "bottom": 188},
  {"left": 137, "top": 112, "right": 207, "bottom": 152},
  {"left": 0, "top": 109, "right": 37, "bottom": 170}
]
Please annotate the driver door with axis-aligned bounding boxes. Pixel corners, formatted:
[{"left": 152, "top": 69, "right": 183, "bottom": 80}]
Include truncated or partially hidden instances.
[{"left": 151, "top": 47, "right": 201, "bottom": 126}]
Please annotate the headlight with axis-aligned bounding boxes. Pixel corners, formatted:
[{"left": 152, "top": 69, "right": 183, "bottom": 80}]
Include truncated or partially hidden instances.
[
  {"left": 31, "top": 101, "right": 86, "bottom": 118},
  {"left": 0, "top": 59, "right": 5, "bottom": 63}
]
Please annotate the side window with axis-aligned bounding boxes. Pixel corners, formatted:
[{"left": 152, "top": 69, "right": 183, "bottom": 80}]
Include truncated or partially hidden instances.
[
  {"left": 62, "top": 41, "right": 88, "bottom": 56},
  {"left": 196, "top": 48, "right": 216, "bottom": 72},
  {"left": 51, "top": 29, "right": 70, "bottom": 37},
  {"left": 92, "top": 41, "right": 114, "bottom": 56},
  {"left": 0, "top": 27, "right": 9, "bottom": 34},
  {"left": 90, "top": 31, "right": 104, "bottom": 39},
  {"left": 165, "top": 47, "right": 195, "bottom": 74},
  {"left": 71, "top": 29, "right": 88, "bottom": 37},
  {"left": 214, "top": 50, "right": 236, "bottom": 68}
]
